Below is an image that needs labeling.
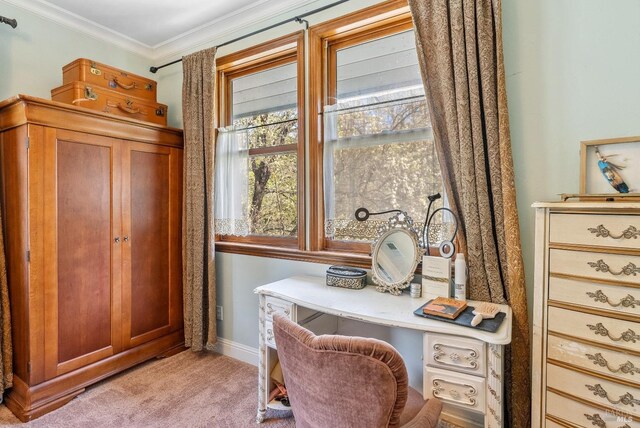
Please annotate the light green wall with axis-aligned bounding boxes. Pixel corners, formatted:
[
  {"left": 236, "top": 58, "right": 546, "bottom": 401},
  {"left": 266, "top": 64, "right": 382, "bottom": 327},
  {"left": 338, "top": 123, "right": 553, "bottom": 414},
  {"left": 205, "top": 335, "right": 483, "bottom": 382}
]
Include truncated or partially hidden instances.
[
  {"left": 0, "top": 1, "right": 153, "bottom": 103},
  {"left": 503, "top": 0, "right": 640, "bottom": 314},
  {"left": 5, "top": 0, "right": 639, "bottom": 358}
]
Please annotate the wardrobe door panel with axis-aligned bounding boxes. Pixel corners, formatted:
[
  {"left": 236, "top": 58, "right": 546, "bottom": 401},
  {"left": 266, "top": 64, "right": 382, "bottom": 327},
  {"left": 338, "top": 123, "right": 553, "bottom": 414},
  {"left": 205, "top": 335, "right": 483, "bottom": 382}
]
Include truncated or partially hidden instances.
[
  {"left": 43, "top": 129, "right": 122, "bottom": 378},
  {"left": 122, "top": 142, "right": 182, "bottom": 348}
]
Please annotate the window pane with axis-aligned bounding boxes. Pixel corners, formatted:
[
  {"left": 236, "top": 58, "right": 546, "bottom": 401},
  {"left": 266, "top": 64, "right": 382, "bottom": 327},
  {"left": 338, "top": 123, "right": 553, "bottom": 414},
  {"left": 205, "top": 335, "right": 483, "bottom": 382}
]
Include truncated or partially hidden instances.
[
  {"left": 232, "top": 62, "right": 297, "bottom": 122},
  {"left": 234, "top": 110, "right": 298, "bottom": 150},
  {"left": 325, "top": 30, "right": 445, "bottom": 244},
  {"left": 228, "top": 60, "right": 299, "bottom": 239},
  {"left": 248, "top": 153, "right": 297, "bottom": 237},
  {"left": 336, "top": 30, "right": 424, "bottom": 101}
]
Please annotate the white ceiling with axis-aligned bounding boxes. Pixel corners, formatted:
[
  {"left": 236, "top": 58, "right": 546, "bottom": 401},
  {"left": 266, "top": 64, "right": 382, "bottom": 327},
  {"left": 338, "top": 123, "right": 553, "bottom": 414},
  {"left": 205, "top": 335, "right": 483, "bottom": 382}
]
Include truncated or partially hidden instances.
[{"left": 6, "top": 0, "right": 321, "bottom": 59}]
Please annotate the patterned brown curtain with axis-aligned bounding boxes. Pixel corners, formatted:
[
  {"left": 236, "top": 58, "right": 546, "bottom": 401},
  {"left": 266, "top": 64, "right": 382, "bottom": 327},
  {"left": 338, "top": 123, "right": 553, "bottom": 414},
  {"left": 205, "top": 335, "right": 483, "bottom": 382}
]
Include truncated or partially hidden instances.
[
  {"left": 0, "top": 206, "right": 12, "bottom": 394},
  {"left": 408, "top": 0, "right": 530, "bottom": 426},
  {"left": 182, "top": 47, "right": 218, "bottom": 351}
]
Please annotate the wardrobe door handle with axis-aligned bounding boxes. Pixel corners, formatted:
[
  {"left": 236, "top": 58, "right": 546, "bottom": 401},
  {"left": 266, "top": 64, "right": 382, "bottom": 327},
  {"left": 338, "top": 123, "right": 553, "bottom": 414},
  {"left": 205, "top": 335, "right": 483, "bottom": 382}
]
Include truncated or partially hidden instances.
[
  {"left": 114, "top": 237, "right": 120, "bottom": 243},
  {"left": 124, "top": 236, "right": 129, "bottom": 242}
]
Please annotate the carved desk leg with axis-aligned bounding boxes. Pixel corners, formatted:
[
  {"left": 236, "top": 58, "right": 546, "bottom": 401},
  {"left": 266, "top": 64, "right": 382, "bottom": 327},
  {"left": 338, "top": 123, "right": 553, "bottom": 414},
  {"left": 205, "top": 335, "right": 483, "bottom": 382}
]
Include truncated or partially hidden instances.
[
  {"left": 485, "top": 344, "right": 504, "bottom": 428},
  {"left": 256, "top": 294, "right": 267, "bottom": 423}
]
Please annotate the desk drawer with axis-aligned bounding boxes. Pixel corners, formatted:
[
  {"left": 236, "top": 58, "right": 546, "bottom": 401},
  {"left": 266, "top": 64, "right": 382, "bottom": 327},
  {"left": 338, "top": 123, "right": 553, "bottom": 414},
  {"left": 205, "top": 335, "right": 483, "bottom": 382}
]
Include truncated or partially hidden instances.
[
  {"left": 424, "top": 333, "right": 486, "bottom": 376},
  {"left": 550, "top": 249, "right": 640, "bottom": 286},
  {"left": 265, "top": 297, "right": 293, "bottom": 321},
  {"left": 550, "top": 213, "right": 640, "bottom": 250},
  {"left": 547, "top": 334, "right": 640, "bottom": 386},
  {"left": 549, "top": 276, "right": 640, "bottom": 319},
  {"left": 546, "top": 390, "right": 640, "bottom": 428},
  {"left": 424, "top": 367, "right": 485, "bottom": 414},
  {"left": 547, "top": 363, "right": 640, "bottom": 418},
  {"left": 548, "top": 307, "right": 639, "bottom": 354}
]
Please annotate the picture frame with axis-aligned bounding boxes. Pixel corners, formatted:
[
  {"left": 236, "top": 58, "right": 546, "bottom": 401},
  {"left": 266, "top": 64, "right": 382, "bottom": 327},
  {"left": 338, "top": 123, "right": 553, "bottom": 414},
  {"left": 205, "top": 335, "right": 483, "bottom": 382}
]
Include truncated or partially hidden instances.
[{"left": 579, "top": 136, "right": 640, "bottom": 196}]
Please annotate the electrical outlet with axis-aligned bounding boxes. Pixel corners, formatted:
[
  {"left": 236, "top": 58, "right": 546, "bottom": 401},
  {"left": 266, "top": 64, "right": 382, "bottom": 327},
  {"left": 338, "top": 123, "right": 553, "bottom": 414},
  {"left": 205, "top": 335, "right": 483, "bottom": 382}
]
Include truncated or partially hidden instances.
[{"left": 216, "top": 305, "right": 223, "bottom": 321}]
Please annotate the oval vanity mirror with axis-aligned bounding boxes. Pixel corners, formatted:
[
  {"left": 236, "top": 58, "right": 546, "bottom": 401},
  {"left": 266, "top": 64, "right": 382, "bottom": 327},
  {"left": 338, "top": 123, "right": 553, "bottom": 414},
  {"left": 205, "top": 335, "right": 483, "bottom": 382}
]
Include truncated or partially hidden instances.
[{"left": 371, "top": 212, "right": 423, "bottom": 295}]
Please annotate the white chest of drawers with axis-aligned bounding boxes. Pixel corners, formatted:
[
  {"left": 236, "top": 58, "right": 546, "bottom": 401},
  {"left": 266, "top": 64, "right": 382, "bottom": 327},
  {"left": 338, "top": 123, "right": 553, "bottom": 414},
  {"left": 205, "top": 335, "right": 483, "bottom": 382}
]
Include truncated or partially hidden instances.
[{"left": 532, "top": 201, "right": 640, "bottom": 428}]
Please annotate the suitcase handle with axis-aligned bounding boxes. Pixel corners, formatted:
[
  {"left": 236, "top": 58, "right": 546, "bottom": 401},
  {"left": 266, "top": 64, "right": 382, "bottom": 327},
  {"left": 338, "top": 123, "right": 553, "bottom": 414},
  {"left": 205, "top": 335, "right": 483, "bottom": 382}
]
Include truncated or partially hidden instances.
[
  {"left": 112, "top": 77, "right": 136, "bottom": 90},
  {"left": 107, "top": 101, "right": 143, "bottom": 115}
]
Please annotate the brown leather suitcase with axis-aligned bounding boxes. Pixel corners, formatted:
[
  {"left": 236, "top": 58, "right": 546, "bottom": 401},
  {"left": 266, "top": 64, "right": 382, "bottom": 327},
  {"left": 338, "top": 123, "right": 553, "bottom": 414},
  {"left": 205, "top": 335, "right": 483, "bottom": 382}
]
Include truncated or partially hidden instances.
[
  {"left": 62, "top": 58, "right": 158, "bottom": 102},
  {"left": 51, "top": 82, "right": 168, "bottom": 126}
]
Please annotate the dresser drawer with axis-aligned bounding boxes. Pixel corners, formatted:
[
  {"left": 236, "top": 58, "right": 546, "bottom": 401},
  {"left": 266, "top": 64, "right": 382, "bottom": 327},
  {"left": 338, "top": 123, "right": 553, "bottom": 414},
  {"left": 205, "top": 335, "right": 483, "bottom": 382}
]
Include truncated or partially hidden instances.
[
  {"left": 549, "top": 276, "right": 640, "bottom": 318},
  {"left": 264, "top": 297, "right": 293, "bottom": 321},
  {"left": 548, "top": 306, "right": 640, "bottom": 354},
  {"left": 547, "top": 334, "right": 640, "bottom": 386},
  {"left": 547, "top": 363, "right": 640, "bottom": 418},
  {"left": 550, "top": 249, "right": 640, "bottom": 286},
  {"left": 546, "top": 390, "right": 640, "bottom": 428},
  {"left": 550, "top": 213, "right": 640, "bottom": 250},
  {"left": 424, "top": 333, "right": 486, "bottom": 377},
  {"left": 424, "top": 367, "right": 485, "bottom": 413}
]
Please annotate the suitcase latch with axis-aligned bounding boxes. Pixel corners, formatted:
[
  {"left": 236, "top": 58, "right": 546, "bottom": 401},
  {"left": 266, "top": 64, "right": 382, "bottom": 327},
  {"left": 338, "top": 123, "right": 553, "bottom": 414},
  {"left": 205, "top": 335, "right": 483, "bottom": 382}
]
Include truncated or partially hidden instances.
[
  {"left": 84, "top": 86, "right": 98, "bottom": 101},
  {"left": 90, "top": 62, "right": 102, "bottom": 76}
]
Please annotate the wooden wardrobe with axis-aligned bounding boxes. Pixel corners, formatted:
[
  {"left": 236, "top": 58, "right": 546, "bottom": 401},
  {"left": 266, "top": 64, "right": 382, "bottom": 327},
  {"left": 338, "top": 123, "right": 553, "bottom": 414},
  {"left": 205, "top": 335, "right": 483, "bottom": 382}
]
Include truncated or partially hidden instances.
[{"left": 0, "top": 95, "right": 184, "bottom": 421}]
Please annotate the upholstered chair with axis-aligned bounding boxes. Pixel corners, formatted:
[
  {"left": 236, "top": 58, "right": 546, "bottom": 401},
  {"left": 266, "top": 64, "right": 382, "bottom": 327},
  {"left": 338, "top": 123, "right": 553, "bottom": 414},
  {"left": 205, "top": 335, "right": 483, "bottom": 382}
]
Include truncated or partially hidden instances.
[{"left": 272, "top": 314, "right": 443, "bottom": 428}]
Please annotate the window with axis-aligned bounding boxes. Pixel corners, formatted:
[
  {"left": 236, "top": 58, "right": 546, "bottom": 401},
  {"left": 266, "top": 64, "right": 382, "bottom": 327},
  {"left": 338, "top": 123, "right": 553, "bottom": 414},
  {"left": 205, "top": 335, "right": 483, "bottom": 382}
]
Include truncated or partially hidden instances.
[
  {"left": 215, "top": 1, "right": 444, "bottom": 267},
  {"left": 215, "top": 33, "right": 305, "bottom": 250},
  {"left": 309, "top": 6, "right": 444, "bottom": 256}
]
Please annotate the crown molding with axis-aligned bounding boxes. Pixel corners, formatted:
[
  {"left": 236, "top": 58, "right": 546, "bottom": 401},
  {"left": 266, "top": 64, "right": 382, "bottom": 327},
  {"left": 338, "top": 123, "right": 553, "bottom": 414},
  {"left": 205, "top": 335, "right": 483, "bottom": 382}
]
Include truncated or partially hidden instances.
[
  {"left": 150, "top": 0, "right": 325, "bottom": 62},
  {"left": 1, "top": 0, "right": 155, "bottom": 58},
  {"left": 2, "top": 0, "right": 332, "bottom": 63}
]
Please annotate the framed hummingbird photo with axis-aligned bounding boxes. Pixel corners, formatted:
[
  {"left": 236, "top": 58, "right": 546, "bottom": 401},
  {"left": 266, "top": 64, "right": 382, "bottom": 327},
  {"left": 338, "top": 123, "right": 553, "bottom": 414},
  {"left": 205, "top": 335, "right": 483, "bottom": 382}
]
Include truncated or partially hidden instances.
[{"left": 580, "top": 136, "right": 640, "bottom": 196}]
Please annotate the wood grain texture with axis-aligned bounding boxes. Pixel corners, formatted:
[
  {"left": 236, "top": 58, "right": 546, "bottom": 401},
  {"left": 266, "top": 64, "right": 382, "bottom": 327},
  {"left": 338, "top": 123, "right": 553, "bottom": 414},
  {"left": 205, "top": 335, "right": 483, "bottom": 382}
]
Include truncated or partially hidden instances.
[
  {"left": 129, "top": 147, "right": 170, "bottom": 338},
  {"left": 0, "top": 95, "right": 184, "bottom": 421},
  {"left": 0, "top": 125, "right": 28, "bottom": 382}
]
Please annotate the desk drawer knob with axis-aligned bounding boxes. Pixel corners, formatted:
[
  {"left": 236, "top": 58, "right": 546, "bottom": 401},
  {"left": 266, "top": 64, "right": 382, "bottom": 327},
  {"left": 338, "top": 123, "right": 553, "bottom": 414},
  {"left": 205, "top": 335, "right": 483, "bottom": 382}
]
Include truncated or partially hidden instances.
[
  {"left": 588, "top": 224, "right": 640, "bottom": 240},
  {"left": 433, "top": 344, "right": 479, "bottom": 370},
  {"left": 586, "top": 290, "right": 639, "bottom": 308},
  {"left": 266, "top": 303, "right": 291, "bottom": 317},
  {"left": 586, "top": 383, "right": 640, "bottom": 407},
  {"left": 587, "top": 323, "right": 639, "bottom": 343},
  {"left": 587, "top": 352, "right": 640, "bottom": 376},
  {"left": 587, "top": 260, "right": 640, "bottom": 277}
]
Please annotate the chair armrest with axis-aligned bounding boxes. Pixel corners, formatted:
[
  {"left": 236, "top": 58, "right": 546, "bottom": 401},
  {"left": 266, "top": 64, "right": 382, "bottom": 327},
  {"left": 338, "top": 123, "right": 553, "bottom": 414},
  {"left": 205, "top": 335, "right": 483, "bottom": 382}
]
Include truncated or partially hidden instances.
[{"left": 401, "top": 398, "right": 443, "bottom": 428}]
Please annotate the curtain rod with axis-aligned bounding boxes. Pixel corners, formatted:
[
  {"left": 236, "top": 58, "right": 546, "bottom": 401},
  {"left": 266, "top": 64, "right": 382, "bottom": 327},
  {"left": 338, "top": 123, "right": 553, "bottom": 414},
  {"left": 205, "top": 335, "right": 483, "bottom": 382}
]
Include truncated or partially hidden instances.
[
  {"left": 0, "top": 16, "right": 17, "bottom": 28},
  {"left": 149, "top": 0, "right": 350, "bottom": 73}
]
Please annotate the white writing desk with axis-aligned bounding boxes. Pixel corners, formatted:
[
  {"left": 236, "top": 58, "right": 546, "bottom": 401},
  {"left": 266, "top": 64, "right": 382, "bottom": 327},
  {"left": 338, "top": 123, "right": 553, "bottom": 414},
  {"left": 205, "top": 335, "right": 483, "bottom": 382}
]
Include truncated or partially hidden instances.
[{"left": 254, "top": 276, "right": 512, "bottom": 427}]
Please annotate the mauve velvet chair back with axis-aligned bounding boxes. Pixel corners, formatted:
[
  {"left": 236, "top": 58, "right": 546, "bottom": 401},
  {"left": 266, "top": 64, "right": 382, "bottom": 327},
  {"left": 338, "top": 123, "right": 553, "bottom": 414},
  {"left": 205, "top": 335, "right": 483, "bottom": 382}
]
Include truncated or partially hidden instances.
[{"left": 272, "top": 314, "right": 409, "bottom": 428}]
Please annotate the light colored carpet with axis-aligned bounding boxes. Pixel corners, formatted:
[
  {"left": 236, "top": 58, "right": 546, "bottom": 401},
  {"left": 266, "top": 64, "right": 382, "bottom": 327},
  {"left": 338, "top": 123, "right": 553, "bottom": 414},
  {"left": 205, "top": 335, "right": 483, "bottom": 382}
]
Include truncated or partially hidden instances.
[{"left": 0, "top": 351, "right": 295, "bottom": 427}]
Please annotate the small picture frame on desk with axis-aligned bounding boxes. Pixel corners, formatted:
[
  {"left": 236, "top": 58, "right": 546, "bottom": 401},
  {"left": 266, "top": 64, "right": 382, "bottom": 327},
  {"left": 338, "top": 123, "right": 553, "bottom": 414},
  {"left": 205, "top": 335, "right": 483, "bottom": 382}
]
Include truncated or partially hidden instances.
[{"left": 580, "top": 136, "right": 640, "bottom": 197}]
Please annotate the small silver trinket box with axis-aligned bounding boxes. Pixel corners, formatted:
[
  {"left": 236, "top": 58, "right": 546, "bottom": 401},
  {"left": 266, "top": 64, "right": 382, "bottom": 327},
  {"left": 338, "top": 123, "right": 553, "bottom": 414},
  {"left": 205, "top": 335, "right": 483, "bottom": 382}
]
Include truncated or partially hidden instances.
[{"left": 326, "top": 266, "right": 367, "bottom": 289}]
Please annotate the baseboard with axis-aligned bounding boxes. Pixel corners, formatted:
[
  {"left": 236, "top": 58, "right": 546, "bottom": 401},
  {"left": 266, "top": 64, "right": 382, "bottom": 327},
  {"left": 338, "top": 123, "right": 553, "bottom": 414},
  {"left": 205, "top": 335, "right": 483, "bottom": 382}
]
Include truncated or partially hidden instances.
[{"left": 213, "top": 338, "right": 259, "bottom": 366}]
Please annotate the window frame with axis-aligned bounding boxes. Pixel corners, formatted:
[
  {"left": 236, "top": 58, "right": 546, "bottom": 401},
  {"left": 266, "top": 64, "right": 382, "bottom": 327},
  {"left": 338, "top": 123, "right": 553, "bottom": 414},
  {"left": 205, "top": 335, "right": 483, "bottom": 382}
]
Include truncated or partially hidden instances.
[
  {"left": 308, "top": 2, "right": 417, "bottom": 256},
  {"left": 214, "top": 0, "right": 434, "bottom": 269},
  {"left": 215, "top": 32, "right": 306, "bottom": 251}
]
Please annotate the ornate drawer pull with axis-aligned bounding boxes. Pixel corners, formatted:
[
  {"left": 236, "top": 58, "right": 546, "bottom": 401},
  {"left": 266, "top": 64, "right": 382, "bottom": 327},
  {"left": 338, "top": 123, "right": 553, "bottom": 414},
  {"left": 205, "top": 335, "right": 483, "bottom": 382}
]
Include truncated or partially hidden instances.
[
  {"left": 586, "top": 383, "right": 640, "bottom": 407},
  {"left": 588, "top": 323, "right": 639, "bottom": 343},
  {"left": 587, "top": 353, "right": 640, "bottom": 376},
  {"left": 266, "top": 328, "right": 274, "bottom": 342},
  {"left": 588, "top": 224, "right": 640, "bottom": 240},
  {"left": 588, "top": 260, "right": 640, "bottom": 276},
  {"left": 587, "top": 290, "right": 640, "bottom": 308},
  {"left": 432, "top": 378, "right": 477, "bottom": 406},
  {"left": 266, "top": 303, "right": 291, "bottom": 317},
  {"left": 432, "top": 344, "right": 480, "bottom": 369},
  {"left": 584, "top": 413, "right": 631, "bottom": 428}
]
